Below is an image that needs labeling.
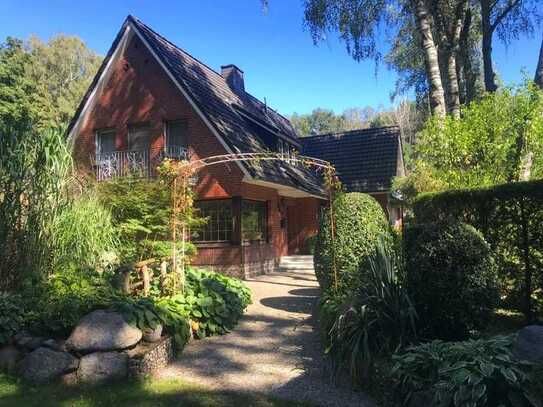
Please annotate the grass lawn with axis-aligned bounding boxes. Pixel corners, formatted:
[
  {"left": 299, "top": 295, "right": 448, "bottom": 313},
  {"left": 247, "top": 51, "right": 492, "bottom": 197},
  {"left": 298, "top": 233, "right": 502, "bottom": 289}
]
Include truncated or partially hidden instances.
[{"left": 0, "top": 374, "right": 310, "bottom": 407}]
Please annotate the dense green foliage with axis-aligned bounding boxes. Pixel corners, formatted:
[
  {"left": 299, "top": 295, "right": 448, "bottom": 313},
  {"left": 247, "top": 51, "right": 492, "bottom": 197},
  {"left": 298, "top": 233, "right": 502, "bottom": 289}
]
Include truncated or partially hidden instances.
[
  {"left": 413, "top": 180, "right": 543, "bottom": 319},
  {"left": 51, "top": 195, "right": 118, "bottom": 272},
  {"left": 0, "top": 292, "right": 26, "bottom": 345},
  {"left": 97, "top": 177, "right": 200, "bottom": 264},
  {"left": 0, "top": 125, "right": 119, "bottom": 290},
  {"left": 97, "top": 178, "right": 173, "bottom": 262},
  {"left": 0, "top": 35, "right": 101, "bottom": 129},
  {"left": 395, "top": 83, "right": 543, "bottom": 202},
  {"left": 115, "top": 268, "right": 251, "bottom": 347},
  {"left": 392, "top": 336, "right": 541, "bottom": 407},
  {"left": 321, "top": 240, "right": 417, "bottom": 381},
  {"left": 314, "top": 192, "right": 391, "bottom": 293},
  {"left": 0, "top": 126, "right": 72, "bottom": 288},
  {"left": 24, "top": 269, "right": 124, "bottom": 336},
  {"left": 404, "top": 222, "right": 499, "bottom": 340},
  {"left": 160, "top": 268, "right": 252, "bottom": 339}
]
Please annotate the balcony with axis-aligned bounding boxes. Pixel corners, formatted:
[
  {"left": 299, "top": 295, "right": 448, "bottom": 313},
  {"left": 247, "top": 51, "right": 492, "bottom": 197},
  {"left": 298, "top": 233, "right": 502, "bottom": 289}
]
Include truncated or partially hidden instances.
[{"left": 95, "top": 145, "right": 189, "bottom": 181}]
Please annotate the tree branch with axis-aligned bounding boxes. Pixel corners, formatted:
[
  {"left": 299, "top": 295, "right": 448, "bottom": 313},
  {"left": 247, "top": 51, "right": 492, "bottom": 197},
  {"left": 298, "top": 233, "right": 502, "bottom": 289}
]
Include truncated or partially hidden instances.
[{"left": 491, "top": 0, "right": 522, "bottom": 31}]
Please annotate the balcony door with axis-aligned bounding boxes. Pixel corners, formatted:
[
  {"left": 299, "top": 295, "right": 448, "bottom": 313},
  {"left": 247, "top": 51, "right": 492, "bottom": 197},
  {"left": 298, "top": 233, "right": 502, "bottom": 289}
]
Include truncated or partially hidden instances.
[
  {"left": 96, "top": 129, "right": 116, "bottom": 156},
  {"left": 128, "top": 124, "right": 152, "bottom": 151},
  {"left": 166, "top": 120, "right": 188, "bottom": 159}
]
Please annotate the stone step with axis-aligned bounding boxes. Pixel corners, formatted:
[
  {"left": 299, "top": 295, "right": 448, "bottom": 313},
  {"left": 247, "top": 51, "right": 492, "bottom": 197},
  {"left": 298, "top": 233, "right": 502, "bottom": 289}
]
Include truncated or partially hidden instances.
[{"left": 279, "top": 256, "right": 314, "bottom": 270}]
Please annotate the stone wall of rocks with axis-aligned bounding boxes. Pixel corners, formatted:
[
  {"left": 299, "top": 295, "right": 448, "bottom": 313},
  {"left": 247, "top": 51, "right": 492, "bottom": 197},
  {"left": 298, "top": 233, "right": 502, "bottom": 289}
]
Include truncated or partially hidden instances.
[
  {"left": 0, "top": 309, "right": 178, "bottom": 385},
  {"left": 128, "top": 336, "right": 175, "bottom": 377}
]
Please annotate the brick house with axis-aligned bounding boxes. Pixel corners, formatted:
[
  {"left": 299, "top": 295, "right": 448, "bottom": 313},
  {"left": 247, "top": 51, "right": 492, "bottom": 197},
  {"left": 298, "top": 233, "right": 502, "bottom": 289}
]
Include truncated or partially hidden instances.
[{"left": 69, "top": 16, "right": 403, "bottom": 278}]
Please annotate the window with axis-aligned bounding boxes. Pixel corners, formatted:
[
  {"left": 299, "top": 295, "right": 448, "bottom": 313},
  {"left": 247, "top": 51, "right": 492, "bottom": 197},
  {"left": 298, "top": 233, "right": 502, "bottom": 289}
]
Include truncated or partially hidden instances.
[
  {"left": 242, "top": 200, "right": 267, "bottom": 241},
  {"left": 193, "top": 200, "right": 233, "bottom": 242},
  {"left": 96, "top": 129, "right": 116, "bottom": 156},
  {"left": 128, "top": 124, "right": 151, "bottom": 151},
  {"left": 166, "top": 120, "right": 188, "bottom": 148}
]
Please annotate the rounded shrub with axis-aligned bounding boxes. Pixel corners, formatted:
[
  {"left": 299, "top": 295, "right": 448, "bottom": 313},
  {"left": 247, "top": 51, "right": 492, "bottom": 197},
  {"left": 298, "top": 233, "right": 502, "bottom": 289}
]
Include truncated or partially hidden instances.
[
  {"left": 404, "top": 222, "right": 499, "bottom": 340},
  {"left": 314, "top": 192, "right": 391, "bottom": 293}
]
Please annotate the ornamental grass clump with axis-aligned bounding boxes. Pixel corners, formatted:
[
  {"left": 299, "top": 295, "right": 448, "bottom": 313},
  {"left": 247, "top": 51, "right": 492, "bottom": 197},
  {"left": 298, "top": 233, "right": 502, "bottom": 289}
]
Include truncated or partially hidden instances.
[{"left": 322, "top": 239, "right": 417, "bottom": 381}]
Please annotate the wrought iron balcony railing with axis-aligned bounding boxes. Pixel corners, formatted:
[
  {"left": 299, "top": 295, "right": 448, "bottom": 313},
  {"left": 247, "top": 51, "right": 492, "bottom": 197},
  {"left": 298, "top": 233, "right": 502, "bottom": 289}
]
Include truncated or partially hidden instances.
[{"left": 96, "top": 146, "right": 189, "bottom": 181}]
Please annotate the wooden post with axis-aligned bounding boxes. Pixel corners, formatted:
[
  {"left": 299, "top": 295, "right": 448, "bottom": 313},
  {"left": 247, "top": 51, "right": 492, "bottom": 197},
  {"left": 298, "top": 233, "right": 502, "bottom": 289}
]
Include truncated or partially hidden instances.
[
  {"left": 119, "top": 266, "right": 131, "bottom": 294},
  {"left": 142, "top": 265, "right": 151, "bottom": 297},
  {"left": 160, "top": 260, "right": 168, "bottom": 290}
]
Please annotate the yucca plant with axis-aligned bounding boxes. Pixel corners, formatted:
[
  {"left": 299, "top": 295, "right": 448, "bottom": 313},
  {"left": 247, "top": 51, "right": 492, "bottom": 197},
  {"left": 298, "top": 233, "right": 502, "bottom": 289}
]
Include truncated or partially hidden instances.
[{"left": 324, "top": 238, "right": 417, "bottom": 381}]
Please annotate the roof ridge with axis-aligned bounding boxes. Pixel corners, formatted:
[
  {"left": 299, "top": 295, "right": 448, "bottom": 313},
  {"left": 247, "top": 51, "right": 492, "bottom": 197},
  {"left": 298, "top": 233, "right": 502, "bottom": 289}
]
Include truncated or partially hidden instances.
[{"left": 304, "top": 126, "right": 400, "bottom": 139}]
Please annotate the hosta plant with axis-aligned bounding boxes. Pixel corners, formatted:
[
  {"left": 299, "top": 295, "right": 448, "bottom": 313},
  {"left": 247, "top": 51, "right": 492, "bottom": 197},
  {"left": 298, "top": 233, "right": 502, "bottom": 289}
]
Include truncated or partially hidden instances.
[{"left": 392, "top": 335, "right": 541, "bottom": 407}]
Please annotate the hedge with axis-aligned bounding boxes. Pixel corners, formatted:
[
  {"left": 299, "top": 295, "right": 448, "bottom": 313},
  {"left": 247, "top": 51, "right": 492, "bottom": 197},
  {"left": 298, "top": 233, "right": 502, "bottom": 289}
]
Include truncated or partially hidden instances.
[
  {"left": 314, "top": 192, "right": 391, "bottom": 294},
  {"left": 412, "top": 180, "right": 543, "bottom": 319}
]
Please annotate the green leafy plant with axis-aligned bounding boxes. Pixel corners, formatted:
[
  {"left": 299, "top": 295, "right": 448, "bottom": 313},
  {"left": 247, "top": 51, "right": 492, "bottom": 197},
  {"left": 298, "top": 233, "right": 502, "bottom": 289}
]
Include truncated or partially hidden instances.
[
  {"left": 404, "top": 222, "right": 499, "bottom": 340},
  {"left": 0, "top": 292, "right": 26, "bottom": 345},
  {"left": 398, "top": 82, "right": 543, "bottom": 194},
  {"left": 392, "top": 336, "right": 541, "bottom": 407},
  {"left": 178, "top": 268, "right": 252, "bottom": 338},
  {"left": 314, "top": 192, "right": 392, "bottom": 294},
  {"left": 24, "top": 269, "right": 123, "bottom": 336},
  {"left": 113, "top": 298, "right": 191, "bottom": 350},
  {"left": 322, "top": 239, "right": 417, "bottom": 381}
]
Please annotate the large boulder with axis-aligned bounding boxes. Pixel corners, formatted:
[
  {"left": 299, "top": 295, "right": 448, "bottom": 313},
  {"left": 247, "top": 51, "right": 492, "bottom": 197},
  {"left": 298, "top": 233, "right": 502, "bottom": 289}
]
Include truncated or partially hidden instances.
[
  {"left": 513, "top": 325, "right": 543, "bottom": 363},
  {"left": 77, "top": 351, "right": 128, "bottom": 383},
  {"left": 18, "top": 347, "right": 78, "bottom": 383},
  {"left": 66, "top": 310, "right": 142, "bottom": 353}
]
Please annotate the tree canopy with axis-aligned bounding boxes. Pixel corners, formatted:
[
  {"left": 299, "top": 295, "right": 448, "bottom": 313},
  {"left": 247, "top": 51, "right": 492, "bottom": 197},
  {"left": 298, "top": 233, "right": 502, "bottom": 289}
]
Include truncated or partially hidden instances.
[
  {"left": 394, "top": 82, "right": 543, "bottom": 201},
  {"left": 0, "top": 34, "right": 101, "bottom": 129}
]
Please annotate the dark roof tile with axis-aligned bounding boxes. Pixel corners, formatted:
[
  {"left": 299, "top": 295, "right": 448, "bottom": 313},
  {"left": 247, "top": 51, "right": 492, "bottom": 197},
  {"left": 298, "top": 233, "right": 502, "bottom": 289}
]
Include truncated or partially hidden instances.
[{"left": 302, "top": 127, "right": 402, "bottom": 193}]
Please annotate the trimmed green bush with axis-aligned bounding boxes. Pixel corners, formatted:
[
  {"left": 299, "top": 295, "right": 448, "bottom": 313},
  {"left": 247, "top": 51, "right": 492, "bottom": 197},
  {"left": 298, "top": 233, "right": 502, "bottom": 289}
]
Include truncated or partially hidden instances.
[
  {"left": 392, "top": 336, "right": 540, "bottom": 407},
  {"left": 314, "top": 192, "right": 391, "bottom": 293},
  {"left": 412, "top": 180, "right": 543, "bottom": 319},
  {"left": 404, "top": 222, "right": 499, "bottom": 340}
]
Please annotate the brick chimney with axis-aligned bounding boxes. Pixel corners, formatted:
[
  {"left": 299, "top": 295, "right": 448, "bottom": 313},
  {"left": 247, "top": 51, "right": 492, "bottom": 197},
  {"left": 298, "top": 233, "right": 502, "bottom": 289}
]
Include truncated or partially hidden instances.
[{"left": 221, "top": 64, "right": 244, "bottom": 94}]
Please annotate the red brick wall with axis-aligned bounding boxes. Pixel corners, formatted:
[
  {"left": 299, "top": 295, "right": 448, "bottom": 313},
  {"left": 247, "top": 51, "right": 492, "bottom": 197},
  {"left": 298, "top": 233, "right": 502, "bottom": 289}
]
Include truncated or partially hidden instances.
[{"left": 73, "top": 34, "right": 320, "bottom": 273}]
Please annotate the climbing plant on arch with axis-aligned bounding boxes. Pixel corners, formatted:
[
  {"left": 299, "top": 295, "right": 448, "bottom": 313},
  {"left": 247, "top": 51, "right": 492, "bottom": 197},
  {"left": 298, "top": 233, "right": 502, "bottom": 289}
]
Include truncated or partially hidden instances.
[{"left": 158, "top": 151, "right": 341, "bottom": 293}]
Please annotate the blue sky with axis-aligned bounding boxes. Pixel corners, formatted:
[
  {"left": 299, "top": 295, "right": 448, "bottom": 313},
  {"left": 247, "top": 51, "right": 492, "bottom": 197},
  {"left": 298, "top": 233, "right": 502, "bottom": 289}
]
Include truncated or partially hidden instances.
[{"left": 1, "top": 0, "right": 541, "bottom": 115}]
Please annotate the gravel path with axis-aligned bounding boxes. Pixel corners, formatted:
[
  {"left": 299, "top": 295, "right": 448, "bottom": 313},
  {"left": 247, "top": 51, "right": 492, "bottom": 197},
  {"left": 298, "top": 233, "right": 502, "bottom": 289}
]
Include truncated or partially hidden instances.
[{"left": 159, "top": 268, "right": 375, "bottom": 407}]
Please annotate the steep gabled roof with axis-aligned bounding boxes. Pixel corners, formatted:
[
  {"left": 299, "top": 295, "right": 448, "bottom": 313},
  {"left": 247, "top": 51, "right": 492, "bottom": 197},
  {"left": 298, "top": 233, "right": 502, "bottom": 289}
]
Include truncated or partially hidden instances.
[
  {"left": 69, "top": 15, "right": 324, "bottom": 197},
  {"left": 302, "top": 127, "right": 404, "bottom": 193}
]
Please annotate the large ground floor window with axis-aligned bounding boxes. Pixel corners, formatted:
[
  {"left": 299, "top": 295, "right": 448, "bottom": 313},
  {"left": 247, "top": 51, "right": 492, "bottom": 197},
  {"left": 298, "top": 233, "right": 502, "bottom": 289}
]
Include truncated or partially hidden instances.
[
  {"left": 193, "top": 198, "right": 268, "bottom": 243},
  {"left": 193, "top": 199, "right": 233, "bottom": 242}
]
